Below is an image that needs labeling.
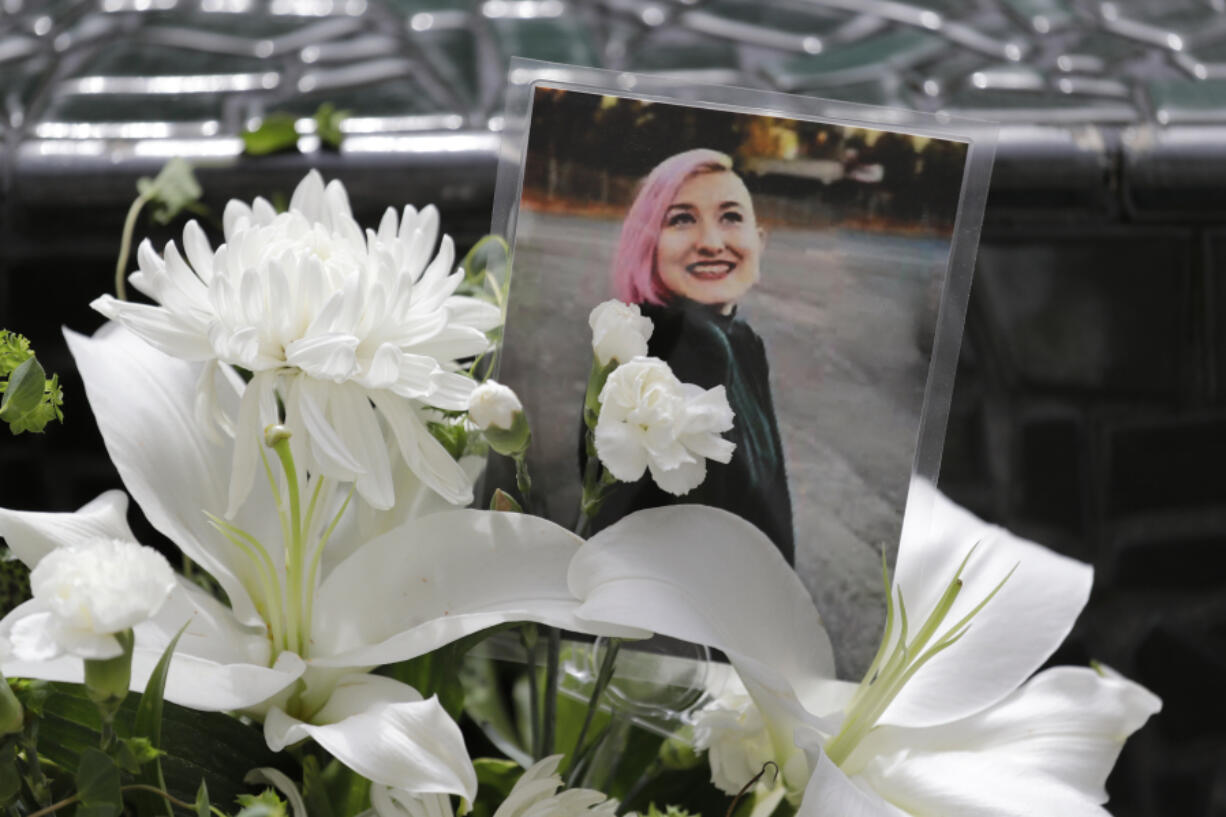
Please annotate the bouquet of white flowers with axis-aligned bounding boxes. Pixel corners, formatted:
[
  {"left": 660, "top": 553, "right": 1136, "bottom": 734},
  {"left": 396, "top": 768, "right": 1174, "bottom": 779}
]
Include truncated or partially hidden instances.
[{"left": 0, "top": 171, "right": 1158, "bottom": 817}]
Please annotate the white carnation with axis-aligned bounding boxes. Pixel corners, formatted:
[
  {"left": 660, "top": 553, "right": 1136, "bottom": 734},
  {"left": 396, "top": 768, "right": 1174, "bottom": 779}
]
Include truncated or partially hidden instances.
[
  {"left": 594, "top": 357, "right": 735, "bottom": 496},
  {"left": 467, "top": 380, "right": 523, "bottom": 431},
  {"left": 11, "top": 539, "right": 175, "bottom": 661},
  {"left": 589, "top": 300, "right": 653, "bottom": 367},
  {"left": 693, "top": 676, "right": 777, "bottom": 796}
]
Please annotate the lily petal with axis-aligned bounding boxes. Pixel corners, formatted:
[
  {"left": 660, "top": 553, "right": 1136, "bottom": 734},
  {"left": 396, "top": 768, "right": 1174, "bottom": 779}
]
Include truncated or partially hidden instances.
[
  {"left": 854, "top": 665, "right": 1160, "bottom": 812},
  {"left": 264, "top": 674, "right": 477, "bottom": 801},
  {"left": 879, "top": 480, "right": 1094, "bottom": 729},
  {"left": 66, "top": 326, "right": 268, "bottom": 627},
  {"left": 0, "top": 491, "right": 132, "bottom": 566},
  {"left": 310, "top": 510, "right": 641, "bottom": 669},
  {"left": 570, "top": 506, "right": 836, "bottom": 714}
]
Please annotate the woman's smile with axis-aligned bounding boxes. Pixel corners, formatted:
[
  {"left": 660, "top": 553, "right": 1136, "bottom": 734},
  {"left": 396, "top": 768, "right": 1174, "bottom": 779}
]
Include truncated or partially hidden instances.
[{"left": 655, "top": 170, "right": 764, "bottom": 312}]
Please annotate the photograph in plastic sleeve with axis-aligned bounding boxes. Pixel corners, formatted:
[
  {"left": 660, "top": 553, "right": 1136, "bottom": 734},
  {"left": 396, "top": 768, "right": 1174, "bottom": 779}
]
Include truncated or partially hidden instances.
[{"left": 496, "top": 83, "right": 973, "bottom": 676}]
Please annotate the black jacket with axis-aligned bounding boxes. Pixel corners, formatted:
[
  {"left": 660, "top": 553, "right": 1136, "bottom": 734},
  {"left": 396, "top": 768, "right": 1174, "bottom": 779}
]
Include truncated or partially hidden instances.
[{"left": 585, "top": 299, "right": 795, "bottom": 564}]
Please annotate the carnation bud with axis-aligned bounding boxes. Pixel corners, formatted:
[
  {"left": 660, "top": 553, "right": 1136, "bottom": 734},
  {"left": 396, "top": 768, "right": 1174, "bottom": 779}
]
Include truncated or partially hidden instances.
[{"left": 468, "top": 381, "right": 531, "bottom": 458}]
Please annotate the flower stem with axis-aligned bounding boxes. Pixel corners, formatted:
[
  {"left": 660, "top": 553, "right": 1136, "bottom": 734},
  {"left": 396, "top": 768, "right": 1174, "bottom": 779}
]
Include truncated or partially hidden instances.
[
  {"left": 542, "top": 627, "right": 560, "bottom": 757},
  {"left": 268, "top": 429, "right": 307, "bottom": 656},
  {"left": 520, "top": 626, "right": 542, "bottom": 760},
  {"left": 514, "top": 455, "right": 534, "bottom": 514},
  {"left": 565, "top": 638, "right": 620, "bottom": 779},
  {"left": 114, "top": 190, "right": 154, "bottom": 301}
]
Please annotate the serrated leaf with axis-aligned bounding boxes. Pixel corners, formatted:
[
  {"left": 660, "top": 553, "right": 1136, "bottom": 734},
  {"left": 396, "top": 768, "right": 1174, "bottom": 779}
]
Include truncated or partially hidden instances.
[
  {"left": 242, "top": 114, "right": 299, "bottom": 156},
  {"left": 236, "top": 789, "right": 288, "bottom": 817},
  {"left": 76, "top": 748, "right": 122, "bottom": 817},
  {"left": 115, "top": 736, "right": 161, "bottom": 774},
  {"left": 427, "top": 421, "right": 469, "bottom": 461}
]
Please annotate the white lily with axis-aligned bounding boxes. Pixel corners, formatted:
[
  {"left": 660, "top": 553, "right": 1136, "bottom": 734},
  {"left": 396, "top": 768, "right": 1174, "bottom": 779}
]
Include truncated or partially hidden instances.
[
  {"left": 567, "top": 484, "right": 1161, "bottom": 816},
  {"left": 93, "top": 170, "right": 500, "bottom": 514},
  {"left": 0, "top": 324, "right": 635, "bottom": 801}
]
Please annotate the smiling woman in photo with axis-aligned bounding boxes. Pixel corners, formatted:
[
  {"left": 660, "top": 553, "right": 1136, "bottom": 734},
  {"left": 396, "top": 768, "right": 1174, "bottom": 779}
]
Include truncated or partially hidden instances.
[{"left": 588, "top": 148, "right": 795, "bottom": 563}]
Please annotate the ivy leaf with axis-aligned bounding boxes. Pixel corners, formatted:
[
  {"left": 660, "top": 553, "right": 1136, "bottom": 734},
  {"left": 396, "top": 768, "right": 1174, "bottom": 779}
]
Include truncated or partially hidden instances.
[
  {"left": 76, "top": 748, "right": 123, "bottom": 817},
  {"left": 314, "top": 103, "right": 348, "bottom": 151},
  {"left": 136, "top": 159, "right": 203, "bottom": 225},
  {"left": 242, "top": 113, "right": 300, "bottom": 156}
]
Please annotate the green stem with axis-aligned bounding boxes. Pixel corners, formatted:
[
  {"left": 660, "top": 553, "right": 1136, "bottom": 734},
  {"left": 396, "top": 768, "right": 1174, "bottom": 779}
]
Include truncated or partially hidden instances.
[
  {"left": 514, "top": 455, "right": 534, "bottom": 514},
  {"left": 115, "top": 190, "right": 154, "bottom": 301},
  {"left": 269, "top": 433, "right": 306, "bottom": 656},
  {"left": 521, "top": 626, "right": 542, "bottom": 760},
  {"left": 565, "top": 638, "right": 620, "bottom": 779},
  {"left": 303, "top": 486, "right": 353, "bottom": 655},
  {"left": 542, "top": 627, "right": 560, "bottom": 757}
]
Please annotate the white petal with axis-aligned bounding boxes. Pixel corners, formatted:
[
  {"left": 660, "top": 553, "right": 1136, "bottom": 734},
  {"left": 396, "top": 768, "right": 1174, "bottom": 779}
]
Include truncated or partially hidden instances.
[
  {"left": 880, "top": 479, "right": 1094, "bottom": 728},
  {"left": 292, "top": 378, "right": 364, "bottom": 478},
  {"left": 287, "top": 333, "right": 360, "bottom": 382},
  {"left": 223, "top": 199, "right": 252, "bottom": 240},
  {"left": 445, "top": 297, "right": 502, "bottom": 333},
  {"left": 290, "top": 170, "right": 328, "bottom": 226},
  {"left": 0, "top": 491, "right": 132, "bottom": 566},
  {"left": 226, "top": 370, "right": 278, "bottom": 518},
  {"left": 330, "top": 384, "right": 395, "bottom": 510},
  {"left": 795, "top": 748, "right": 896, "bottom": 817},
  {"left": 65, "top": 325, "right": 263, "bottom": 627},
  {"left": 571, "top": 506, "right": 837, "bottom": 714},
  {"left": 371, "top": 395, "right": 472, "bottom": 507},
  {"left": 90, "top": 297, "right": 214, "bottom": 360},
  {"left": 310, "top": 510, "right": 639, "bottom": 668},
  {"left": 647, "top": 458, "right": 705, "bottom": 497},
  {"left": 858, "top": 665, "right": 1160, "bottom": 808},
  {"left": 8, "top": 607, "right": 66, "bottom": 661},
  {"left": 265, "top": 674, "right": 477, "bottom": 801},
  {"left": 428, "top": 371, "right": 476, "bottom": 411},
  {"left": 182, "top": 220, "right": 215, "bottom": 284}
]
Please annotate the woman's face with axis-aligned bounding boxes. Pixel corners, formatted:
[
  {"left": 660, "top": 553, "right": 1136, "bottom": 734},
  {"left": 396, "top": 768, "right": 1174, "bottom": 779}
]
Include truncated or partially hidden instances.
[{"left": 655, "top": 170, "right": 764, "bottom": 312}]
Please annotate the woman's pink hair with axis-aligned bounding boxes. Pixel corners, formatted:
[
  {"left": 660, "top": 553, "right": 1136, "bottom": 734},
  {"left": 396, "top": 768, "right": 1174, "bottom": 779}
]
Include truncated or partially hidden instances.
[{"left": 611, "top": 148, "right": 734, "bottom": 305}]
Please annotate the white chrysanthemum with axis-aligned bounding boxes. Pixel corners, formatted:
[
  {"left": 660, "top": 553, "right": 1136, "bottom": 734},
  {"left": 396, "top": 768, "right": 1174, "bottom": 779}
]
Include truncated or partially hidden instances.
[
  {"left": 11, "top": 539, "right": 174, "bottom": 660},
  {"left": 594, "top": 357, "right": 735, "bottom": 496},
  {"left": 589, "top": 300, "right": 653, "bottom": 367},
  {"left": 692, "top": 674, "right": 778, "bottom": 795},
  {"left": 93, "top": 170, "right": 501, "bottom": 514},
  {"left": 468, "top": 380, "right": 523, "bottom": 431}
]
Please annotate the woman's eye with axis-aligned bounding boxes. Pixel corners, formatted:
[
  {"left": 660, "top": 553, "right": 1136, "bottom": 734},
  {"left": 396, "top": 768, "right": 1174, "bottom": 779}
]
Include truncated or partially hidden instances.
[
  {"left": 666, "top": 212, "right": 695, "bottom": 227},
  {"left": 722, "top": 211, "right": 744, "bottom": 223}
]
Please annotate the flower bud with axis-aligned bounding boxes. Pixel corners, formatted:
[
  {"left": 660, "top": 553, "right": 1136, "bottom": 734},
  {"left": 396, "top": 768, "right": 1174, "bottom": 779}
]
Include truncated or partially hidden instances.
[
  {"left": 468, "top": 381, "right": 531, "bottom": 458},
  {"left": 589, "top": 300, "right": 653, "bottom": 367}
]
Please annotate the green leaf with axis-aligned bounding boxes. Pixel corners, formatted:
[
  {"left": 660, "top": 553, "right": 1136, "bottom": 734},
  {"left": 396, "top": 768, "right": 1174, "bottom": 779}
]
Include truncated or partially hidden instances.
[
  {"left": 428, "top": 421, "right": 469, "bottom": 461},
  {"left": 236, "top": 788, "right": 288, "bottom": 817},
  {"left": 114, "top": 737, "right": 161, "bottom": 774},
  {"left": 313, "top": 103, "right": 348, "bottom": 151},
  {"left": 299, "top": 756, "right": 335, "bottom": 817},
  {"left": 320, "top": 758, "right": 369, "bottom": 817},
  {"left": 195, "top": 781, "right": 211, "bottom": 817},
  {"left": 489, "top": 489, "right": 523, "bottom": 513},
  {"left": 134, "top": 622, "right": 188, "bottom": 746},
  {"left": 75, "top": 748, "right": 122, "bottom": 817},
  {"left": 0, "top": 353, "right": 63, "bottom": 435},
  {"left": 242, "top": 113, "right": 300, "bottom": 156},
  {"left": 0, "top": 331, "right": 32, "bottom": 377},
  {"left": 35, "top": 683, "right": 296, "bottom": 808},
  {"left": 136, "top": 159, "right": 203, "bottom": 225},
  {"left": 467, "top": 758, "right": 522, "bottom": 817},
  {"left": 0, "top": 739, "right": 21, "bottom": 803},
  {"left": 461, "top": 655, "right": 529, "bottom": 767}
]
